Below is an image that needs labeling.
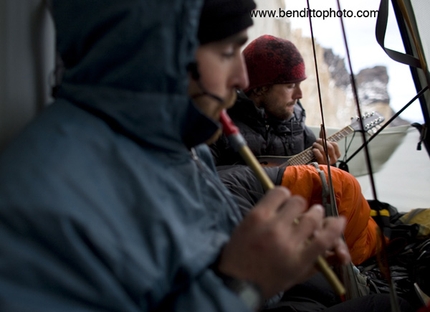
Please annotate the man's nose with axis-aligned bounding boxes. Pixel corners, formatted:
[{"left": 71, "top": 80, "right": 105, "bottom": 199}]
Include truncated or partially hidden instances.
[
  {"left": 293, "top": 85, "right": 302, "bottom": 99},
  {"left": 232, "top": 55, "right": 249, "bottom": 90}
]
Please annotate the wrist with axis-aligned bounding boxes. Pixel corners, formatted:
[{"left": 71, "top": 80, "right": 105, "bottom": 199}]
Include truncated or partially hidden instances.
[{"left": 212, "top": 263, "right": 264, "bottom": 311}]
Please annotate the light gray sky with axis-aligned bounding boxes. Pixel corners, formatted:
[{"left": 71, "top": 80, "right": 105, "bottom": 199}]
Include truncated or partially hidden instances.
[{"left": 284, "top": 0, "right": 423, "bottom": 123}]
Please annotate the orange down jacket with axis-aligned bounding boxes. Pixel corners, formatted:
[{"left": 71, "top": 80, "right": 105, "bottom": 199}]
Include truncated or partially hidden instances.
[{"left": 280, "top": 164, "right": 382, "bottom": 265}]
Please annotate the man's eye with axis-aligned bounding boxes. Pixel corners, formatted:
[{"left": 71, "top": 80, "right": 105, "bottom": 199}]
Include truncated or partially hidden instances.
[
  {"left": 220, "top": 45, "right": 239, "bottom": 58},
  {"left": 221, "top": 51, "right": 235, "bottom": 58}
]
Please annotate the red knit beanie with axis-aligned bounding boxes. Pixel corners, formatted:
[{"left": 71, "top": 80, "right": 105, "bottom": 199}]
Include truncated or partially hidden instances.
[{"left": 243, "top": 35, "right": 306, "bottom": 93}]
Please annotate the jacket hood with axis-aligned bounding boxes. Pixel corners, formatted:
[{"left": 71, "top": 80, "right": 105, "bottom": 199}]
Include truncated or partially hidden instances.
[{"left": 51, "top": 0, "right": 218, "bottom": 150}]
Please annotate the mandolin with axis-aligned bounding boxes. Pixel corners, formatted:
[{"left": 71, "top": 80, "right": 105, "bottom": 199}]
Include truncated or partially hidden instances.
[{"left": 257, "top": 111, "right": 385, "bottom": 167}]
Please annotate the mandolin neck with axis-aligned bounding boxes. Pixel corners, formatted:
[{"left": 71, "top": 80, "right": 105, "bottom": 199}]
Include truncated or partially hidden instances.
[{"left": 286, "top": 125, "right": 354, "bottom": 166}]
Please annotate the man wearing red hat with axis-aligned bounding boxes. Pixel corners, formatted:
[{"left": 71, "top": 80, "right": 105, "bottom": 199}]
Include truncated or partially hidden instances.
[{"left": 210, "top": 34, "right": 341, "bottom": 167}]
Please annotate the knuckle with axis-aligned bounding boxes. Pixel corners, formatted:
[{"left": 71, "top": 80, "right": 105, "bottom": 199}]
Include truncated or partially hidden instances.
[
  {"left": 247, "top": 209, "right": 266, "bottom": 225},
  {"left": 273, "top": 186, "right": 291, "bottom": 197},
  {"left": 289, "top": 195, "right": 307, "bottom": 207}
]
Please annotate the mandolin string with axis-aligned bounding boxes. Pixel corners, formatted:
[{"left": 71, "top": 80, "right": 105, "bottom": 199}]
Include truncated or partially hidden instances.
[{"left": 285, "top": 125, "right": 354, "bottom": 167}]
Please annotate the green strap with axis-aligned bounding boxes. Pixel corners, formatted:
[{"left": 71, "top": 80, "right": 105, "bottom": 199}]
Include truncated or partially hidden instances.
[{"left": 375, "top": 0, "right": 421, "bottom": 68}]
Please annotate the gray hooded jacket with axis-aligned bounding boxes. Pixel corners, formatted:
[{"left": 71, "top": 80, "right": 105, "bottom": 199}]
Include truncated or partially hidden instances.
[{"left": 0, "top": 1, "right": 247, "bottom": 311}]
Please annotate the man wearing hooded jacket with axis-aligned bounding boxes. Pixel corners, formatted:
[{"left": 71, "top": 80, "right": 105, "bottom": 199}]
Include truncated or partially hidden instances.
[{"left": 0, "top": 0, "right": 351, "bottom": 311}]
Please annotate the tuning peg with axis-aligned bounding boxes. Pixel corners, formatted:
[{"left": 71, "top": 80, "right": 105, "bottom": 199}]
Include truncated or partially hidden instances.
[{"left": 366, "top": 128, "right": 376, "bottom": 135}]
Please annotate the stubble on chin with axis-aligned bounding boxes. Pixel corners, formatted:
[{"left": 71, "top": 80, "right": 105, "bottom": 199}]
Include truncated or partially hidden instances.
[
  {"left": 284, "top": 103, "right": 296, "bottom": 119},
  {"left": 224, "top": 90, "right": 238, "bottom": 110}
]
